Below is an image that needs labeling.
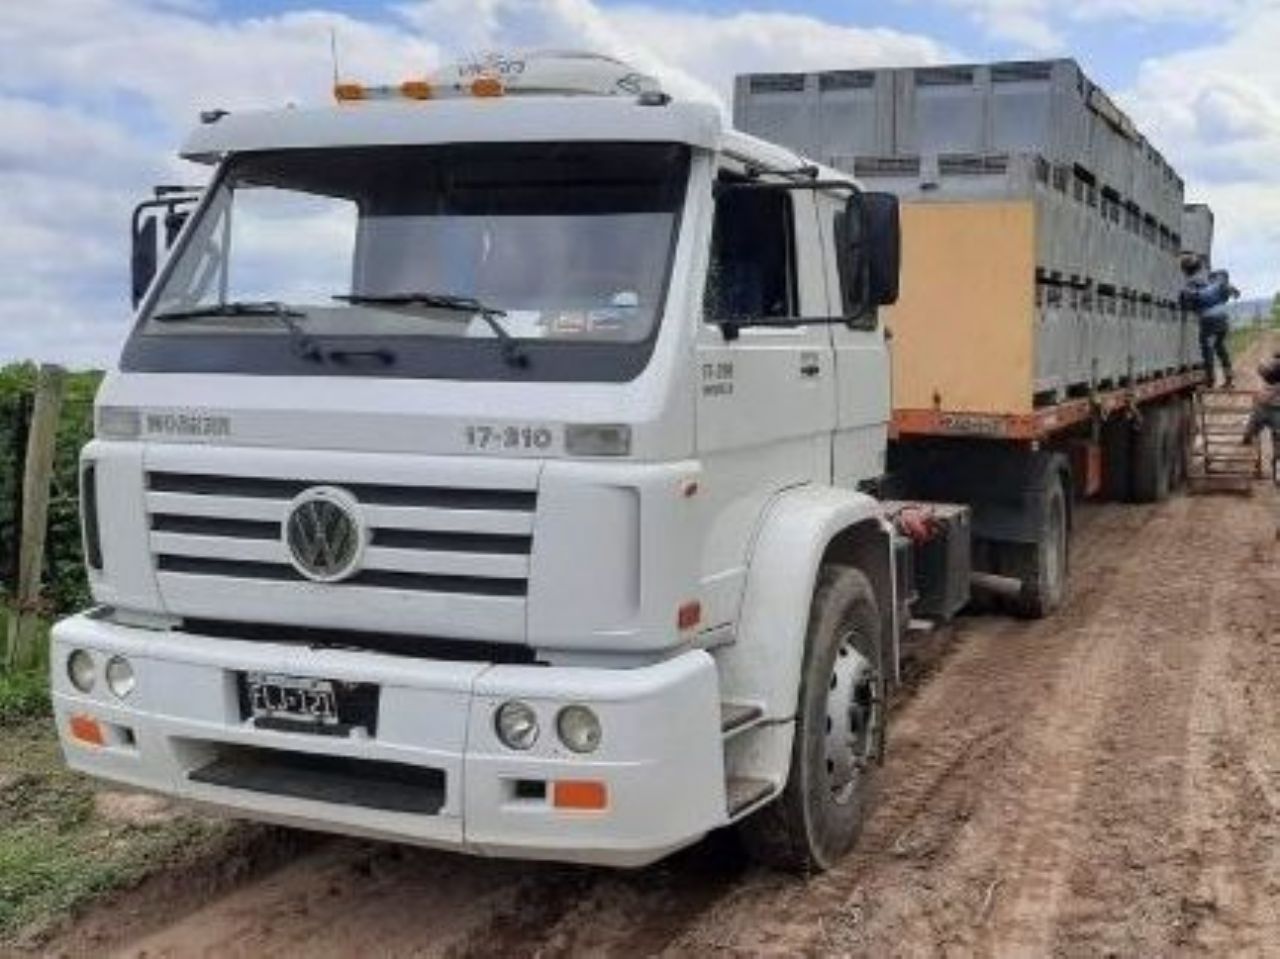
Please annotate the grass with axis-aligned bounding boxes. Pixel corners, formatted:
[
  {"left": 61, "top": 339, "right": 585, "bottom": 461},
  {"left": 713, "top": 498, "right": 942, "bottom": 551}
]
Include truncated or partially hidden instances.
[
  {"left": 0, "top": 669, "right": 50, "bottom": 725},
  {"left": 0, "top": 618, "right": 241, "bottom": 945},
  {"left": 0, "top": 719, "right": 240, "bottom": 945},
  {"left": 1228, "top": 317, "right": 1280, "bottom": 359}
]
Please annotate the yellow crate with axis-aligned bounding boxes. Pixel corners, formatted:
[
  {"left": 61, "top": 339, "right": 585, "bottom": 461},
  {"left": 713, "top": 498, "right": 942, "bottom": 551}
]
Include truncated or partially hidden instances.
[{"left": 887, "top": 201, "right": 1037, "bottom": 416}]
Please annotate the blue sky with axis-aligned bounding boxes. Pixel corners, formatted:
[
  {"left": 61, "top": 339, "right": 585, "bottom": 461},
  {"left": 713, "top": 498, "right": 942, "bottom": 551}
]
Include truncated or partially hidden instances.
[{"left": 1, "top": 0, "right": 1277, "bottom": 365}]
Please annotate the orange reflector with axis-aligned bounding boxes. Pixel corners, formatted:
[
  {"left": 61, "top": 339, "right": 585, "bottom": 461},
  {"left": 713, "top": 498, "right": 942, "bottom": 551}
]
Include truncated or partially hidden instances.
[
  {"left": 553, "top": 780, "right": 608, "bottom": 810},
  {"left": 333, "top": 82, "right": 366, "bottom": 102},
  {"left": 471, "top": 76, "right": 504, "bottom": 98},
  {"left": 677, "top": 600, "right": 702, "bottom": 632},
  {"left": 400, "top": 79, "right": 433, "bottom": 100},
  {"left": 69, "top": 714, "right": 105, "bottom": 747}
]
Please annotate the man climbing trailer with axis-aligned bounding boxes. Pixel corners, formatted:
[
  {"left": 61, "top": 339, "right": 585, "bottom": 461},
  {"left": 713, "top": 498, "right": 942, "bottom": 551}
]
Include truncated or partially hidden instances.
[{"left": 1180, "top": 253, "right": 1240, "bottom": 388}]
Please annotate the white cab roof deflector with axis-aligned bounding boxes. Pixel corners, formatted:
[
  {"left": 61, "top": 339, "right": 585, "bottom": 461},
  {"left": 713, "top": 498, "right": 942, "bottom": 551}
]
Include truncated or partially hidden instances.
[{"left": 182, "top": 97, "right": 723, "bottom": 163}]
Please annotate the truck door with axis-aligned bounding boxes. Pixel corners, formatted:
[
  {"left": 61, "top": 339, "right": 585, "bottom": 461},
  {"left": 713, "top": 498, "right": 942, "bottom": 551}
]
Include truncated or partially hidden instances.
[
  {"left": 817, "top": 192, "right": 891, "bottom": 488},
  {"left": 693, "top": 172, "right": 837, "bottom": 631}
]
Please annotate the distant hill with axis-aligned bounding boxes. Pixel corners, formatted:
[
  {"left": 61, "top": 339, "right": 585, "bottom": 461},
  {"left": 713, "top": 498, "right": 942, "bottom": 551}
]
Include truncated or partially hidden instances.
[{"left": 1226, "top": 298, "right": 1274, "bottom": 327}]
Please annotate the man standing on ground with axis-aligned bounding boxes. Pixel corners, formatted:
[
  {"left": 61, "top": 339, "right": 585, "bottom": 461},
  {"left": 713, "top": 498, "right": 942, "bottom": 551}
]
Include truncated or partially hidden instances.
[
  {"left": 1181, "top": 254, "right": 1240, "bottom": 388},
  {"left": 1243, "top": 352, "right": 1280, "bottom": 446}
]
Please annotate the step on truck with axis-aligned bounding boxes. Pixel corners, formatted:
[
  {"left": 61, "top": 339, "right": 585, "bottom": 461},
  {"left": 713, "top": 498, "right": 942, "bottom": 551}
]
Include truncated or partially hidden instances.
[{"left": 736, "top": 58, "right": 1210, "bottom": 617}]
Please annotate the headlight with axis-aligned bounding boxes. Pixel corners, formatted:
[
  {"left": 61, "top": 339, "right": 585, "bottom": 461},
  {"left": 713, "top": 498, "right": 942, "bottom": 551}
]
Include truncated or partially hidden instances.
[
  {"left": 495, "top": 701, "right": 539, "bottom": 751},
  {"left": 67, "top": 649, "right": 95, "bottom": 693},
  {"left": 556, "top": 705, "right": 602, "bottom": 754},
  {"left": 104, "top": 656, "right": 136, "bottom": 699}
]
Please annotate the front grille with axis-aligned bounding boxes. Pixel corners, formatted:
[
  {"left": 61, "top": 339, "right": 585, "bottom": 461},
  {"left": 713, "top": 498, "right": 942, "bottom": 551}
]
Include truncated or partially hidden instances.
[
  {"left": 181, "top": 618, "right": 540, "bottom": 664},
  {"left": 148, "top": 471, "right": 536, "bottom": 511},
  {"left": 145, "top": 469, "right": 537, "bottom": 598}
]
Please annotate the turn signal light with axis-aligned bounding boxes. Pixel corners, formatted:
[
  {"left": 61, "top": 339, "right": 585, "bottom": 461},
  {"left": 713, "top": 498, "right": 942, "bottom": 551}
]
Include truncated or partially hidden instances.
[
  {"left": 69, "top": 714, "right": 105, "bottom": 747},
  {"left": 553, "top": 780, "right": 608, "bottom": 810},
  {"left": 677, "top": 600, "right": 702, "bottom": 632}
]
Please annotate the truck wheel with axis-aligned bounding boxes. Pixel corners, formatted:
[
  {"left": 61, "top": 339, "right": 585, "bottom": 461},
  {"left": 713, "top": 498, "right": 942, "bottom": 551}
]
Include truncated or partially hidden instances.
[
  {"left": 1101, "top": 415, "right": 1132, "bottom": 502},
  {"left": 1131, "top": 404, "right": 1172, "bottom": 503},
  {"left": 1170, "top": 398, "right": 1192, "bottom": 491},
  {"left": 740, "top": 566, "right": 884, "bottom": 873},
  {"left": 1007, "top": 472, "right": 1068, "bottom": 619}
]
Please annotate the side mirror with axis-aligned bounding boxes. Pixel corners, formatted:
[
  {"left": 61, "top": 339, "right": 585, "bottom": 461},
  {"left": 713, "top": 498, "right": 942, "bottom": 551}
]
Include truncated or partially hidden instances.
[
  {"left": 130, "top": 187, "right": 201, "bottom": 308},
  {"left": 863, "top": 192, "right": 901, "bottom": 308},
  {"left": 838, "top": 191, "right": 901, "bottom": 319},
  {"left": 131, "top": 213, "right": 159, "bottom": 308}
]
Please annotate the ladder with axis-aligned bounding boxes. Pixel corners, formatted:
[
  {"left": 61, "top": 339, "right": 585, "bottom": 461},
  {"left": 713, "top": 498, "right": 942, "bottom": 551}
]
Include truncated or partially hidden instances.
[{"left": 1188, "top": 389, "right": 1264, "bottom": 494}]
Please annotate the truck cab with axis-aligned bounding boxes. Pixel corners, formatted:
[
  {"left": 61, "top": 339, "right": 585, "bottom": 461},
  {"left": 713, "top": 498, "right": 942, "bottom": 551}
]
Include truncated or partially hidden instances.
[{"left": 53, "top": 52, "right": 904, "bottom": 870}]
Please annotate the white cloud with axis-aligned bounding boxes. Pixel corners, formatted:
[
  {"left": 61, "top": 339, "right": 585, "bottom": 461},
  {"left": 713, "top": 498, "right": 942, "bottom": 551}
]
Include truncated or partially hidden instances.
[
  {"left": 1121, "top": 6, "right": 1280, "bottom": 298},
  {"left": 1, "top": 0, "right": 1276, "bottom": 366},
  {"left": 397, "top": 0, "right": 951, "bottom": 108},
  {"left": 928, "top": 0, "right": 1265, "bottom": 52},
  {"left": 0, "top": 0, "right": 950, "bottom": 365}
]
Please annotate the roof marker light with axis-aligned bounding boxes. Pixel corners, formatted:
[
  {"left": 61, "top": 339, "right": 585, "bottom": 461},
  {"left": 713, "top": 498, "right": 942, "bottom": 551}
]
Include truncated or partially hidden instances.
[
  {"left": 333, "top": 82, "right": 366, "bottom": 102},
  {"left": 400, "top": 79, "right": 433, "bottom": 100},
  {"left": 470, "top": 76, "right": 505, "bottom": 98}
]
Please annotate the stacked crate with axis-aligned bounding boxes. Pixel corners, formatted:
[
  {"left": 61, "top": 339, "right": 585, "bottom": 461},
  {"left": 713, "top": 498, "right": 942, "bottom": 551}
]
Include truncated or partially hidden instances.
[{"left": 733, "top": 60, "right": 1201, "bottom": 413}]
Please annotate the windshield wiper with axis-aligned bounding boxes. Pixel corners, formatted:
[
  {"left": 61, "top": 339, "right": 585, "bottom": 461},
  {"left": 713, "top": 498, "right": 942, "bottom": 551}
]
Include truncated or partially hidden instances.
[
  {"left": 337, "top": 292, "right": 529, "bottom": 368},
  {"left": 152, "top": 301, "right": 324, "bottom": 363}
]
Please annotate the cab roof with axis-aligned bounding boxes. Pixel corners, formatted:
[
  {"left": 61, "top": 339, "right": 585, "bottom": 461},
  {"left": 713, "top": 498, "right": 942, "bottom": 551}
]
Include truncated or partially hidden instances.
[
  {"left": 181, "top": 97, "right": 724, "bottom": 163},
  {"left": 179, "top": 95, "right": 851, "bottom": 187}
]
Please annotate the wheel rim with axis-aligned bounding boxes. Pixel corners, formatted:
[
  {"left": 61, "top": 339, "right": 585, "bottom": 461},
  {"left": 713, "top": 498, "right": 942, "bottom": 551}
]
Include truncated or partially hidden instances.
[{"left": 824, "top": 633, "right": 879, "bottom": 806}]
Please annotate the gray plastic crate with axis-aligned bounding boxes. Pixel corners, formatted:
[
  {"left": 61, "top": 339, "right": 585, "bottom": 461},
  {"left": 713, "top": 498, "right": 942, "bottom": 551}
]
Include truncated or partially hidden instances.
[{"left": 1182, "top": 204, "right": 1214, "bottom": 263}]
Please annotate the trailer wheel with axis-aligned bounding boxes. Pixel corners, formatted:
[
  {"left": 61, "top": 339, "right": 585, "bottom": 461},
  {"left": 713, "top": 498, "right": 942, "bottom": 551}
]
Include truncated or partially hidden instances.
[
  {"left": 740, "top": 566, "right": 884, "bottom": 873},
  {"left": 1131, "top": 404, "right": 1173, "bottom": 503},
  {"left": 1007, "top": 472, "right": 1069, "bottom": 619},
  {"left": 1101, "top": 415, "right": 1133, "bottom": 502},
  {"left": 1170, "top": 398, "right": 1192, "bottom": 491}
]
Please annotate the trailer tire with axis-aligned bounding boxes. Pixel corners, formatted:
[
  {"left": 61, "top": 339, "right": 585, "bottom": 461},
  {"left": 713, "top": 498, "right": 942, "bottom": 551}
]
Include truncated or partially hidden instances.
[
  {"left": 1006, "top": 472, "right": 1068, "bottom": 619},
  {"left": 1131, "top": 404, "right": 1173, "bottom": 503},
  {"left": 739, "top": 566, "right": 884, "bottom": 873},
  {"left": 1171, "top": 397, "right": 1192, "bottom": 491},
  {"left": 1101, "top": 415, "right": 1133, "bottom": 502}
]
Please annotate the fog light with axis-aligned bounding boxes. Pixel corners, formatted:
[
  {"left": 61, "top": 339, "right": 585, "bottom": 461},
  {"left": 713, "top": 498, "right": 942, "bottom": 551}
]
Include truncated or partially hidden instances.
[
  {"left": 105, "top": 656, "right": 135, "bottom": 699},
  {"left": 67, "top": 649, "right": 95, "bottom": 693},
  {"left": 495, "top": 701, "right": 539, "bottom": 751},
  {"left": 556, "top": 705, "right": 602, "bottom": 754}
]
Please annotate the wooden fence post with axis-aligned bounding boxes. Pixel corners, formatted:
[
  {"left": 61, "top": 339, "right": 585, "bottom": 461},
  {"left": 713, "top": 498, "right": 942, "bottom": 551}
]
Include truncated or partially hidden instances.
[{"left": 4, "top": 364, "right": 66, "bottom": 672}]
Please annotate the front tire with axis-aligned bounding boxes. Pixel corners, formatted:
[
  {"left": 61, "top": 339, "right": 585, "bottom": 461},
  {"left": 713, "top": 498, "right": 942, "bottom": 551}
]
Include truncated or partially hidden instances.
[{"left": 739, "top": 566, "right": 884, "bottom": 873}]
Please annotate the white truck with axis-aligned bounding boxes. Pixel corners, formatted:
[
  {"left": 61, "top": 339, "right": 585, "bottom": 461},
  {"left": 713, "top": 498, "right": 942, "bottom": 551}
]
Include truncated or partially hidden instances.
[{"left": 53, "top": 52, "right": 962, "bottom": 871}]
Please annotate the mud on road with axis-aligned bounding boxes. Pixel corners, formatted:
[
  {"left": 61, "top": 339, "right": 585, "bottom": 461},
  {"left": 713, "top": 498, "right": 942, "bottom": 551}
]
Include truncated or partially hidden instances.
[{"left": 42, "top": 346, "right": 1280, "bottom": 959}]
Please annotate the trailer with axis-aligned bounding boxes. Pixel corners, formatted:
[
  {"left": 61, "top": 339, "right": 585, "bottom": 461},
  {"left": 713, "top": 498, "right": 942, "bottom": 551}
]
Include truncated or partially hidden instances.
[{"left": 736, "top": 59, "right": 1208, "bottom": 616}]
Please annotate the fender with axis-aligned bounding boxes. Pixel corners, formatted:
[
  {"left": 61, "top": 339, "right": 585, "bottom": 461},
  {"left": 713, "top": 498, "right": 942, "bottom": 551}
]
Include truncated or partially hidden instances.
[{"left": 716, "top": 485, "right": 897, "bottom": 723}]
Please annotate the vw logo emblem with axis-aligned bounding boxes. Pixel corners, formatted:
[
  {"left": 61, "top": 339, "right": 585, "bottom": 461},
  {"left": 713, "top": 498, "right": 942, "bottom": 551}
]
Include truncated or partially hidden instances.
[{"left": 283, "top": 487, "right": 365, "bottom": 583}]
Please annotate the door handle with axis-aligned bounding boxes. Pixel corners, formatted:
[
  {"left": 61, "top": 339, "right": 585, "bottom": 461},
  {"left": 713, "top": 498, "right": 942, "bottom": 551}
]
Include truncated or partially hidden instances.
[{"left": 800, "top": 361, "right": 821, "bottom": 378}]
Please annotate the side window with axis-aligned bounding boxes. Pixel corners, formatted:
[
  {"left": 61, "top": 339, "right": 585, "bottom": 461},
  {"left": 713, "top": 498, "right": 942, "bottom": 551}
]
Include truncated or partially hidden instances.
[{"left": 704, "top": 182, "right": 796, "bottom": 321}]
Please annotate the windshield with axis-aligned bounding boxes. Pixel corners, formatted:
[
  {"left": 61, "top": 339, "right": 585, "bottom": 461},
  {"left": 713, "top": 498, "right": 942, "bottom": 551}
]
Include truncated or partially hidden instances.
[{"left": 124, "top": 143, "right": 690, "bottom": 381}]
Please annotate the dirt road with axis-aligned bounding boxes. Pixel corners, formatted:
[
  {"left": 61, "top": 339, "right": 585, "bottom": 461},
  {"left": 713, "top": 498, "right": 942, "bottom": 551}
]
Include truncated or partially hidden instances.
[{"left": 44, "top": 345, "right": 1280, "bottom": 958}]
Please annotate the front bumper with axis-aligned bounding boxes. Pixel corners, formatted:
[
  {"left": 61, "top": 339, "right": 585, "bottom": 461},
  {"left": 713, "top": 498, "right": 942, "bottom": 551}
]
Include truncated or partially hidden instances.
[{"left": 50, "top": 613, "right": 728, "bottom": 867}]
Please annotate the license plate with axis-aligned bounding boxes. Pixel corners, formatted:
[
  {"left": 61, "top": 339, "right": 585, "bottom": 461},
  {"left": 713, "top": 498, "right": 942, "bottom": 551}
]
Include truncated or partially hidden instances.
[{"left": 245, "top": 672, "right": 339, "bottom": 726}]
